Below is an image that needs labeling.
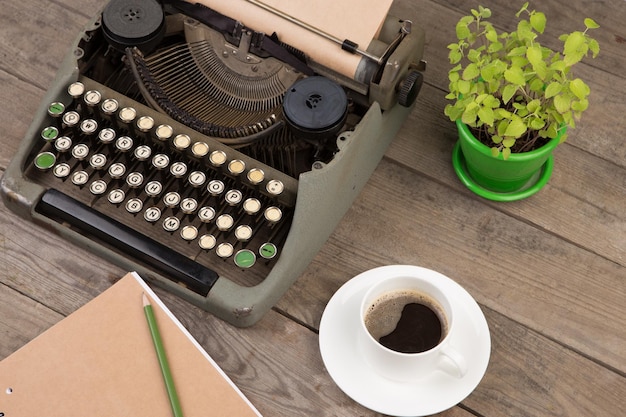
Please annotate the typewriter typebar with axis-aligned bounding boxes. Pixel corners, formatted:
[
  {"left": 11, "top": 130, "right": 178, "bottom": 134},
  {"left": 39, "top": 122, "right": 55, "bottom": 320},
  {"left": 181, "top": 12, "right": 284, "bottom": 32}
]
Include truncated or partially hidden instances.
[{"left": 1, "top": 0, "right": 425, "bottom": 326}]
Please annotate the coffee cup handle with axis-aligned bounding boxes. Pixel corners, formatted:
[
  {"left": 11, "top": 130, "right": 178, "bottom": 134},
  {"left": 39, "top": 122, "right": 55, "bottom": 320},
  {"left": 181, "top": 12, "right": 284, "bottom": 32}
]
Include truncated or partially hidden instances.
[{"left": 437, "top": 345, "right": 468, "bottom": 378}]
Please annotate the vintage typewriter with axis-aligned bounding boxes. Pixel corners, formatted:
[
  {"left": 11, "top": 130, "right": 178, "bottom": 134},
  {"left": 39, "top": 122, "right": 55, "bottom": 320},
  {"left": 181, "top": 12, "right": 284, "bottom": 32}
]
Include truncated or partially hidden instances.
[{"left": 1, "top": 0, "right": 424, "bottom": 326}]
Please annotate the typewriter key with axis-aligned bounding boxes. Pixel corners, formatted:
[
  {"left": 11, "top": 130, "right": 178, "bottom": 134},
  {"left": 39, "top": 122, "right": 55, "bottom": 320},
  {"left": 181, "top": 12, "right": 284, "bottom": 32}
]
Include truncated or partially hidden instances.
[
  {"left": 180, "top": 198, "right": 198, "bottom": 214},
  {"left": 34, "top": 152, "right": 56, "bottom": 171},
  {"left": 41, "top": 126, "right": 59, "bottom": 142},
  {"left": 259, "top": 242, "right": 278, "bottom": 260},
  {"left": 134, "top": 145, "right": 152, "bottom": 161},
  {"left": 71, "top": 171, "right": 89, "bottom": 186},
  {"left": 53, "top": 163, "right": 71, "bottom": 178},
  {"left": 89, "top": 180, "right": 108, "bottom": 195},
  {"left": 98, "top": 128, "right": 116, "bottom": 144},
  {"left": 188, "top": 171, "right": 207, "bottom": 187},
  {"left": 234, "top": 249, "right": 256, "bottom": 268},
  {"left": 209, "top": 150, "right": 227, "bottom": 167},
  {"left": 207, "top": 180, "right": 225, "bottom": 196},
  {"left": 125, "top": 198, "right": 143, "bottom": 214},
  {"left": 216, "top": 214, "right": 234, "bottom": 231},
  {"left": 191, "top": 142, "right": 209, "bottom": 157},
  {"left": 198, "top": 234, "right": 217, "bottom": 250},
  {"left": 80, "top": 119, "right": 98, "bottom": 135},
  {"left": 173, "top": 134, "right": 191, "bottom": 150},
  {"left": 198, "top": 207, "right": 216, "bottom": 223},
  {"left": 83, "top": 90, "right": 102, "bottom": 107},
  {"left": 162, "top": 216, "right": 181, "bottom": 232},
  {"left": 155, "top": 124, "right": 173, "bottom": 141},
  {"left": 225, "top": 190, "right": 243, "bottom": 206},
  {"left": 151, "top": 153, "right": 170, "bottom": 170},
  {"left": 163, "top": 191, "right": 181, "bottom": 208},
  {"left": 48, "top": 102, "right": 65, "bottom": 117},
  {"left": 169, "top": 162, "right": 188, "bottom": 178},
  {"left": 180, "top": 225, "right": 198, "bottom": 241},
  {"left": 71, "top": 144, "right": 90, "bottom": 160},
  {"left": 126, "top": 172, "right": 144, "bottom": 188},
  {"left": 228, "top": 159, "right": 246, "bottom": 176},
  {"left": 264, "top": 206, "right": 282, "bottom": 223},
  {"left": 247, "top": 168, "right": 265, "bottom": 185},
  {"left": 115, "top": 136, "right": 134, "bottom": 152},
  {"left": 62, "top": 111, "right": 80, "bottom": 127},
  {"left": 55, "top": 136, "right": 72, "bottom": 152},
  {"left": 101, "top": 98, "right": 119, "bottom": 115},
  {"left": 67, "top": 81, "right": 85, "bottom": 98},
  {"left": 143, "top": 207, "right": 162, "bottom": 222},
  {"left": 235, "top": 225, "right": 253, "bottom": 242},
  {"left": 108, "top": 162, "right": 126, "bottom": 179},
  {"left": 107, "top": 189, "right": 126, "bottom": 205},
  {"left": 89, "top": 153, "right": 107, "bottom": 170},
  {"left": 243, "top": 198, "right": 261, "bottom": 215},
  {"left": 136, "top": 116, "right": 154, "bottom": 132},
  {"left": 118, "top": 107, "right": 137, "bottom": 124},
  {"left": 266, "top": 179, "right": 284, "bottom": 196},
  {"left": 216, "top": 243, "right": 234, "bottom": 258},
  {"left": 144, "top": 181, "right": 163, "bottom": 197}
]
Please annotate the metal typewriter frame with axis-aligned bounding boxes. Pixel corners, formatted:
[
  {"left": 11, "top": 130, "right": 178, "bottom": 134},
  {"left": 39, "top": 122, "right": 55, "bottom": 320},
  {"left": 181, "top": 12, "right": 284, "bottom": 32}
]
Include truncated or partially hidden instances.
[{"left": 1, "top": 4, "right": 424, "bottom": 326}]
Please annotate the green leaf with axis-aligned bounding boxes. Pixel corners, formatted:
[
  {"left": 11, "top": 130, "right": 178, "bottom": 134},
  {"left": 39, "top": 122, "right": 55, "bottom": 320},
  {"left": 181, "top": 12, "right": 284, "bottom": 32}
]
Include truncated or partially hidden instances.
[
  {"left": 526, "top": 45, "right": 543, "bottom": 65},
  {"left": 458, "top": 80, "right": 471, "bottom": 95},
  {"left": 554, "top": 95, "right": 571, "bottom": 113},
  {"left": 502, "top": 84, "right": 518, "bottom": 104},
  {"left": 504, "top": 67, "right": 526, "bottom": 86},
  {"left": 492, "top": 135, "right": 503, "bottom": 144},
  {"left": 502, "top": 147, "right": 511, "bottom": 160},
  {"left": 527, "top": 99, "right": 541, "bottom": 113},
  {"left": 462, "top": 63, "right": 480, "bottom": 80},
  {"left": 530, "top": 12, "right": 547, "bottom": 33},
  {"left": 491, "top": 147, "right": 500, "bottom": 157},
  {"left": 504, "top": 117, "right": 527, "bottom": 138},
  {"left": 478, "top": 107, "right": 495, "bottom": 125},
  {"left": 569, "top": 78, "right": 590, "bottom": 99},
  {"left": 508, "top": 46, "right": 528, "bottom": 57},
  {"left": 589, "top": 39, "right": 600, "bottom": 58},
  {"left": 545, "top": 82, "right": 562, "bottom": 98},
  {"left": 502, "top": 138, "right": 516, "bottom": 148},
  {"left": 456, "top": 22, "right": 471, "bottom": 40},
  {"left": 584, "top": 18, "right": 600, "bottom": 30},
  {"left": 572, "top": 99, "right": 589, "bottom": 112}
]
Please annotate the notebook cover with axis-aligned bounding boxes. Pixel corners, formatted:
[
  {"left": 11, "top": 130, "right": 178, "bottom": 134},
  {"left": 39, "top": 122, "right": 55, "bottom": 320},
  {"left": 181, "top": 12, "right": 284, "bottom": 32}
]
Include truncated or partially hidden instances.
[{"left": 0, "top": 272, "right": 261, "bottom": 416}]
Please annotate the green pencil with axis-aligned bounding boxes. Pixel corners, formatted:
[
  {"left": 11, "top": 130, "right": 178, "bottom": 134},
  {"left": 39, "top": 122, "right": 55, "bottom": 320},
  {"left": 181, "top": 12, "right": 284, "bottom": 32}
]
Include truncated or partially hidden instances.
[{"left": 143, "top": 293, "right": 184, "bottom": 417}]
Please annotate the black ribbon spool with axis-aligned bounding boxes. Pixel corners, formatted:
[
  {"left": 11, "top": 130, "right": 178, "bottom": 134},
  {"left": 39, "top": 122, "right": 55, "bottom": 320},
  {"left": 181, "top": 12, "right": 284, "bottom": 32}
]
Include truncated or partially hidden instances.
[
  {"left": 102, "top": 0, "right": 166, "bottom": 54},
  {"left": 283, "top": 77, "right": 348, "bottom": 142}
]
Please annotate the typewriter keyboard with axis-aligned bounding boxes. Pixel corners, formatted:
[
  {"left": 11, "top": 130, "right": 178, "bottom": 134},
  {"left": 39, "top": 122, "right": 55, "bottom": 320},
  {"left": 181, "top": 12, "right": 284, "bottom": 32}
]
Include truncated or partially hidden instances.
[{"left": 26, "top": 77, "right": 298, "bottom": 293}]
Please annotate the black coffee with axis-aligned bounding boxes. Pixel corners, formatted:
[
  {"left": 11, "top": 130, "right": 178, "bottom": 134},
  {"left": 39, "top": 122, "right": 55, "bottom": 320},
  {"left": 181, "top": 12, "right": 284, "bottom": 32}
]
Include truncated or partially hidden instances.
[
  {"left": 379, "top": 302, "right": 442, "bottom": 353},
  {"left": 364, "top": 290, "right": 446, "bottom": 354}
]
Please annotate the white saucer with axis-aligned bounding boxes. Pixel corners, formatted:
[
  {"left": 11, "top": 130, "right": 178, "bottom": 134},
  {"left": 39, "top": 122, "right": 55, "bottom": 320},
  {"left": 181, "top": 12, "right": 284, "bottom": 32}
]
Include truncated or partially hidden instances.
[{"left": 319, "top": 266, "right": 491, "bottom": 417}]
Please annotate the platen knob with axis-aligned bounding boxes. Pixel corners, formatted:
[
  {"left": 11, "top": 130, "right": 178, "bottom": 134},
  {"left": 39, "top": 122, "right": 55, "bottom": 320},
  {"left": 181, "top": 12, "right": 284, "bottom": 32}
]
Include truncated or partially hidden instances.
[{"left": 397, "top": 70, "right": 424, "bottom": 107}]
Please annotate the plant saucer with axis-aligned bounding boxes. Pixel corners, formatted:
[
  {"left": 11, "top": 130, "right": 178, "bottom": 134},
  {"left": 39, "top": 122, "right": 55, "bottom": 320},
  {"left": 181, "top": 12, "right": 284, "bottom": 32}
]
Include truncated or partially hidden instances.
[{"left": 452, "top": 142, "right": 554, "bottom": 202}]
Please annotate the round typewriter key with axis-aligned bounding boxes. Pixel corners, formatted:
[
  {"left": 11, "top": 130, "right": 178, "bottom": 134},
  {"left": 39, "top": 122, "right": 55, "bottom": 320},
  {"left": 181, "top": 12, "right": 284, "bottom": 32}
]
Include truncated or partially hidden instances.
[
  {"left": 264, "top": 206, "right": 282, "bottom": 223},
  {"left": 41, "top": 126, "right": 59, "bottom": 142},
  {"left": 101, "top": 98, "right": 119, "bottom": 115},
  {"left": 243, "top": 198, "right": 261, "bottom": 215},
  {"left": 118, "top": 107, "right": 137, "bottom": 124},
  {"left": 144, "top": 206, "right": 162, "bottom": 222},
  {"left": 191, "top": 141, "right": 209, "bottom": 157},
  {"left": 152, "top": 153, "right": 170, "bottom": 170},
  {"left": 48, "top": 102, "right": 65, "bottom": 117},
  {"left": 126, "top": 172, "right": 144, "bottom": 188},
  {"left": 198, "top": 206, "right": 216, "bottom": 222},
  {"left": 108, "top": 162, "right": 126, "bottom": 179},
  {"left": 71, "top": 144, "right": 90, "bottom": 160},
  {"left": 155, "top": 124, "right": 173, "bottom": 141},
  {"left": 125, "top": 198, "right": 143, "bottom": 214},
  {"left": 67, "top": 81, "right": 85, "bottom": 98},
  {"left": 163, "top": 191, "right": 181, "bottom": 208},
  {"left": 247, "top": 168, "right": 265, "bottom": 185},
  {"left": 207, "top": 179, "right": 225, "bottom": 196},
  {"left": 55, "top": 136, "right": 72, "bottom": 152},
  {"left": 89, "top": 179, "right": 108, "bottom": 195},
  {"left": 80, "top": 119, "right": 98, "bottom": 135},
  {"left": 107, "top": 189, "right": 126, "bottom": 204},
  {"left": 34, "top": 152, "right": 56, "bottom": 170},
  {"left": 216, "top": 214, "right": 234, "bottom": 231},
  {"left": 169, "top": 162, "right": 188, "bottom": 178},
  {"left": 188, "top": 171, "right": 206, "bottom": 187},
  {"left": 209, "top": 150, "right": 227, "bottom": 167},
  {"left": 162, "top": 216, "right": 181, "bottom": 232},
  {"left": 180, "top": 197, "right": 198, "bottom": 214},
  {"left": 89, "top": 153, "right": 107, "bottom": 170},
  {"left": 266, "top": 179, "right": 284, "bottom": 196},
  {"left": 235, "top": 225, "right": 253, "bottom": 241},
  {"left": 216, "top": 242, "right": 234, "bottom": 258},
  {"left": 98, "top": 127, "right": 116, "bottom": 143},
  {"left": 228, "top": 159, "right": 246, "bottom": 176},
  {"left": 259, "top": 242, "right": 278, "bottom": 259},
  {"left": 173, "top": 134, "right": 191, "bottom": 150},
  {"left": 115, "top": 136, "right": 134, "bottom": 152},
  {"left": 84, "top": 90, "right": 102, "bottom": 107},
  {"left": 134, "top": 145, "right": 152, "bottom": 161},
  {"left": 180, "top": 225, "right": 198, "bottom": 241},
  {"left": 225, "top": 189, "right": 243, "bottom": 206},
  {"left": 144, "top": 180, "right": 163, "bottom": 197},
  {"left": 198, "top": 234, "right": 216, "bottom": 250},
  {"left": 71, "top": 170, "right": 89, "bottom": 186},
  {"left": 136, "top": 116, "right": 154, "bottom": 132},
  {"left": 234, "top": 249, "right": 256, "bottom": 268},
  {"left": 53, "top": 163, "right": 71, "bottom": 178},
  {"left": 62, "top": 111, "right": 80, "bottom": 127}
]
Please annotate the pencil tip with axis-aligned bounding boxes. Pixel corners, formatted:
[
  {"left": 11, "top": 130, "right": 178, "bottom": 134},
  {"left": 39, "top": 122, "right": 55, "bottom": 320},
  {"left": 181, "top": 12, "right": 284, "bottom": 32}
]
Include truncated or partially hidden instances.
[{"left": 142, "top": 293, "right": 150, "bottom": 307}]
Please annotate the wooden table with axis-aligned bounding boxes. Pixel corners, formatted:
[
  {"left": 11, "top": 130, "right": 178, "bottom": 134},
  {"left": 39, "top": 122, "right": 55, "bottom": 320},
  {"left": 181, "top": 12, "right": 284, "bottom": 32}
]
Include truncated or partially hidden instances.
[{"left": 1, "top": 0, "right": 624, "bottom": 415}]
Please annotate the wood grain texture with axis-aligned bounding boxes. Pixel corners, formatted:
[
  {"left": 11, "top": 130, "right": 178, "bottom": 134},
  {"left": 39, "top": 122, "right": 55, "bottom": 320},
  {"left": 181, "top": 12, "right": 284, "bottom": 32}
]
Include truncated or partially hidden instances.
[{"left": 1, "top": 0, "right": 625, "bottom": 416}]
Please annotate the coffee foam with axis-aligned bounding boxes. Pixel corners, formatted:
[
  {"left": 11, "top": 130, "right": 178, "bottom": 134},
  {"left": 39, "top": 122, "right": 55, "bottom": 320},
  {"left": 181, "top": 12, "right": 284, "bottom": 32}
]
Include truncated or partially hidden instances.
[{"left": 364, "top": 289, "right": 448, "bottom": 341}]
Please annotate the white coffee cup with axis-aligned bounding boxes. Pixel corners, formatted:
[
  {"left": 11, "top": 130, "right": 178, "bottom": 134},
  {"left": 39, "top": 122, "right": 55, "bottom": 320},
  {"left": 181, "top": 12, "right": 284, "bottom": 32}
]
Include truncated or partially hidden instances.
[{"left": 358, "top": 266, "right": 468, "bottom": 382}]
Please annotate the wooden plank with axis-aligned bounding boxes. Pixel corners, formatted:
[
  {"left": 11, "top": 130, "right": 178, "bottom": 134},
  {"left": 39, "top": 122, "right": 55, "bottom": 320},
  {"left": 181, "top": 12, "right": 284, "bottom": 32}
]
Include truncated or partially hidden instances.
[{"left": 278, "top": 158, "right": 626, "bottom": 372}]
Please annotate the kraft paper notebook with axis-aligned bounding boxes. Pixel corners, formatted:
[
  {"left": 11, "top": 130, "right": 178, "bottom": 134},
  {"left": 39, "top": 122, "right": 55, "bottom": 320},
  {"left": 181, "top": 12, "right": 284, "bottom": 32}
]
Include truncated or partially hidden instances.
[{"left": 0, "top": 272, "right": 261, "bottom": 416}]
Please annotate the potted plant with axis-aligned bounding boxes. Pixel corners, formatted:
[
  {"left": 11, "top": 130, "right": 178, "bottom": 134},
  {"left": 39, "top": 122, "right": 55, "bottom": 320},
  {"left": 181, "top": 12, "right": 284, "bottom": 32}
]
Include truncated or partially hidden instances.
[{"left": 444, "top": 3, "right": 600, "bottom": 201}]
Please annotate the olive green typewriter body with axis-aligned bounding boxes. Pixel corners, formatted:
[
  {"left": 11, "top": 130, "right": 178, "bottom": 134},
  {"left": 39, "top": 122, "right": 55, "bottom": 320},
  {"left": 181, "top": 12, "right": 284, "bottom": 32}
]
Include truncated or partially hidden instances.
[{"left": 1, "top": 0, "right": 424, "bottom": 326}]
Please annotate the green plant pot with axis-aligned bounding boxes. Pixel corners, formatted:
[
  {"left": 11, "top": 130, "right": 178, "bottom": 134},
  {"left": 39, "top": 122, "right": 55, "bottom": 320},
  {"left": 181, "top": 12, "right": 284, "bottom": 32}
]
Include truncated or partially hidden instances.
[{"left": 452, "top": 120, "right": 563, "bottom": 201}]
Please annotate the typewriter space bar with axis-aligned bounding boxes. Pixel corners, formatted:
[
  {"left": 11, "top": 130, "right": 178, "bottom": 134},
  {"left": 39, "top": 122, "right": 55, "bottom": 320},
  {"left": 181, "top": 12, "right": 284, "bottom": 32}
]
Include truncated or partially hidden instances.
[{"left": 37, "top": 189, "right": 218, "bottom": 296}]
